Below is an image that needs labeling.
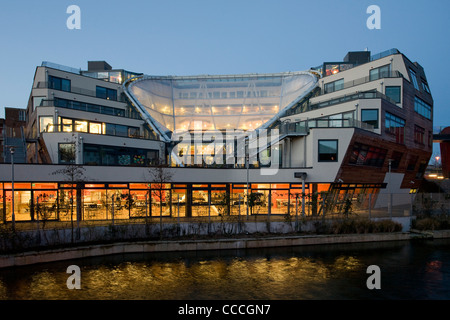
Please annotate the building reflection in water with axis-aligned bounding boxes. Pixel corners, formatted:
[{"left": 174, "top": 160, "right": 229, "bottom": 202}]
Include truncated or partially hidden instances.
[{"left": 0, "top": 240, "right": 450, "bottom": 300}]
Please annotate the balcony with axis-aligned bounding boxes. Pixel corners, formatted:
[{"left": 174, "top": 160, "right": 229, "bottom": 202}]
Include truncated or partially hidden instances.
[
  {"left": 36, "top": 99, "right": 142, "bottom": 120},
  {"left": 278, "top": 118, "right": 375, "bottom": 136},
  {"left": 322, "top": 71, "right": 404, "bottom": 95},
  {"left": 41, "top": 123, "right": 153, "bottom": 141},
  {"left": 34, "top": 82, "right": 126, "bottom": 103},
  {"left": 287, "top": 90, "right": 398, "bottom": 117}
]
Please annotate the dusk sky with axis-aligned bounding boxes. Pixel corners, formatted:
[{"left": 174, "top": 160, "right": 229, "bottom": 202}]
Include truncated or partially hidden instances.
[{"left": 1, "top": 0, "right": 449, "bottom": 132}]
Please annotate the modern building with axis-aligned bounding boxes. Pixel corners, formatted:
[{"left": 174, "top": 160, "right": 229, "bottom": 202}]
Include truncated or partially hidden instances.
[
  {"left": 0, "top": 107, "right": 27, "bottom": 164},
  {"left": 0, "top": 48, "right": 434, "bottom": 223},
  {"left": 433, "top": 127, "right": 450, "bottom": 179}
]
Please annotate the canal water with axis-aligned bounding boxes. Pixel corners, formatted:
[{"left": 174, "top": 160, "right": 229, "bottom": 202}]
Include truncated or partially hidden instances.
[{"left": 0, "top": 239, "right": 449, "bottom": 300}]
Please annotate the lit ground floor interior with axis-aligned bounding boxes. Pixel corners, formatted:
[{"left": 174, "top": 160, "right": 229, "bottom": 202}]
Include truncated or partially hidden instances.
[{"left": 0, "top": 181, "right": 415, "bottom": 224}]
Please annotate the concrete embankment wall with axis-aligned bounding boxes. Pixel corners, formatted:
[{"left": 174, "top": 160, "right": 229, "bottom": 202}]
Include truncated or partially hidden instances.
[
  {"left": 0, "top": 232, "right": 415, "bottom": 268},
  {"left": 0, "top": 216, "right": 418, "bottom": 268}
]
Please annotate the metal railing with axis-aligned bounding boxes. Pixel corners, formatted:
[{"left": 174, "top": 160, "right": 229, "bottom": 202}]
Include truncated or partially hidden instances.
[
  {"left": 311, "top": 90, "right": 398, "bottom": 110},
  {"left": 41, "top": 123, "right": 151, "bottom": 140},
  {"left": 41, "top": 61, "right": 81, "bottom": 74},
  {"left": 37, "top": 99, "right": 141, "bottom": 120},
  {"left": 287, "top": 90, "right": 399, "bottom": 117},
  {"left": 370, "top": 48, "right": 400, "bottom": 61},
  {"left": 278, "top": 117, "right": 375, "bottom": 136},
  {"left": 323, "top": 71, "right": 404, "bottom": 94},
  {"left": 35, "top": 82, "right": 126, "bottom": 103}
]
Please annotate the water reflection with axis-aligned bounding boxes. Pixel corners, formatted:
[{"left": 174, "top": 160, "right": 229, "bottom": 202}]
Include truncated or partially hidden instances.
[{"left": 0, "top": 240, "right": 450, "bottom": 300}]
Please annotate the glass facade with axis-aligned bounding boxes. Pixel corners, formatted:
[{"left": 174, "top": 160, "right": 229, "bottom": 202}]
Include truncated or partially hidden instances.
[
  {"left": 54, "top": 116, "right": 146, "bottom": 140},
  {"left": 53, "top": 97, "right": 142, "bottom": 120},
  {"left": 324, "top": 79, "right": 344, "bottom": 94},
  {"left": 414, "top": 96, "right": 432, "bottom": 120},
  {"left": 0, "top": 182, "right": 387, "bottom": 223},
  {"left": 96, "top": 86, "right": 117, "bottom": 101},
  {"left": 48, "top": 76, "right": 71, "bottom": 92},
  {"left": 385, "top": 112, "right": 405, "bottom": 144},
  {"left": 128, "top": 73, "right": 317, "bottom": 133},
  {"left": 4, "top": 182, "right": 381, "bottom": 222},
  {"left": 83, "top": 144, "right": 159, "bottom": 166}
]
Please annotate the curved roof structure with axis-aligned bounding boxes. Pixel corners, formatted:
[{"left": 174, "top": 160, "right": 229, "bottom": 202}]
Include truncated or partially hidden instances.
[{"left": 125, "top": 71, "right": 319, "bottom": 141}]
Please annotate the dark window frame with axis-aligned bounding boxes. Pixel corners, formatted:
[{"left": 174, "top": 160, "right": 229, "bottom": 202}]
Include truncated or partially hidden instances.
[
  {"left": 318, "top": 139, "right": 338, "bottom": 162},
  {"left": 414, "top": 125, "right": 425, "bottom": 145},
  {"left": 58, "top": 143, "right": 76, "bottom": 164},
  {"left": 385, "top": 111, "right": 405, "bottom": 144},
  {"left": 414, "top": 96, "right": 432, "bottom": 120},
  {"left": 369, "top": 64, "right": 391, "bottom": 81},
  {"left": 96, "top": 86, "right": 118, "bottom": 101},
  {"left": 48, "top": 75, "right": 71, "bottom": 92},
  {"left": 409, "top": 68, "right": 420, "bottom": 90},
  {"left": 361, "top": 109, "right": 379, "bottom": 129},
  {"left": 349, "top": 142, "right": 387, "bottom": 168},
  {"left": 385, "top": 86, "right": 401, "bottom": 104},
  {"left": 324, "top": 78, "right": 344, "bottom": 94}
]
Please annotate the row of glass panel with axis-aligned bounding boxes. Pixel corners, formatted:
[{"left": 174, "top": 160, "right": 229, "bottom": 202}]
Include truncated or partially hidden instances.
[
  {"left": 0, "top": 183, "right": 334, "bottom": 222},
  {"left": 39, "top": 116, "right": 140, "bottom": 138}
]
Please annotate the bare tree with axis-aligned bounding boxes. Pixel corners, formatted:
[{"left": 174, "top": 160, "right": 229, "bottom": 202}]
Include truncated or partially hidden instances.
[
  {"left": 147, "top": 163, "right": 173, "bottom": 239},
  {"left": 52, "top": 135, "right": 86, "bottom": 243}
]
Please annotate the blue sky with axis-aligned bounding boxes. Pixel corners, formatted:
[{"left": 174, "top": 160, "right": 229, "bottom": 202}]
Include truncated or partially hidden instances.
[{"left": 0, "top": 0, "right": 449, "bottom": 133}]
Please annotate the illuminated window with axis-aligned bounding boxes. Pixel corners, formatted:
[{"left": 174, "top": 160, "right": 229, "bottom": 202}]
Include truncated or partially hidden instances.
[
  {"left": 74, "top": 120, "right": 88, "bottom": 132},
  {"left": 89, "top": 122, "right": 102, "bottom": 134},
  {"left": 62, "top": 118, "right": 73, "bottom": 132},
  {"left": 39, "top": 116, "right": 53, "bottom": 133}
]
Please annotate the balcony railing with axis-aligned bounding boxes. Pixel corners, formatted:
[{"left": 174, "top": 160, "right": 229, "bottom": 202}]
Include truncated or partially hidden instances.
[
  {"left": 278, "top": 118, "right": 375, "bottom": 136},
  {"left": 370, "top": 48, "right": 400, "bottom": 61},
  {"left": 287, "top": 89, "right": 399, "bottom": 118},
  {"left": 37, "top": 99, "right": 142, "bottom": 120},
  {"left": 41, "top": 124, "right": 152, "bottom": 140},
  {"left": 34, "top": 82, "right": 126, "bottom": 103},
  {"left": 311, "top": 90, "right": 398, "bottom": 110},
  {"left": 323, "top": 71, "right": 404, "bottom": 94}
]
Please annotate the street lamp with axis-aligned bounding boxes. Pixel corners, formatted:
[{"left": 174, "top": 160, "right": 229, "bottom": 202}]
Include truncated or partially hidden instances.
[
  {"left": 294, "top": 172, "right": 307, "bottom": 217},
  {"left": 435, "top": 156, "right": 441, "bottom": 169},
  {"left": 9, "top": 146, "right": 16, "bottom": 231}
]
